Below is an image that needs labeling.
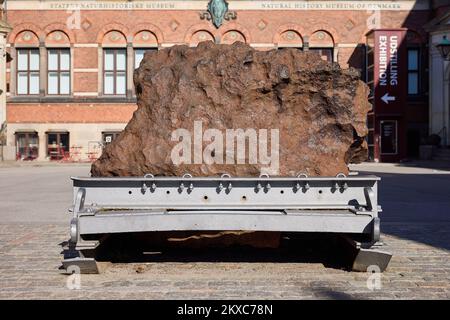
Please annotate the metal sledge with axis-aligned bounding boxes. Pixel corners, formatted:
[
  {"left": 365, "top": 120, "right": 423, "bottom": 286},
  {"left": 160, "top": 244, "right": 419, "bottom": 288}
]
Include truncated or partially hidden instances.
[{"left": 61, "top": 173, "right": 391, "bottom": 274}]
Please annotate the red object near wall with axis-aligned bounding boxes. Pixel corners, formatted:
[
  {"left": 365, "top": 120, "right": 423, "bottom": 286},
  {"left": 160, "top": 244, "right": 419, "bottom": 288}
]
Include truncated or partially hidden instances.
[{"left": 366, "top": 29, "right": 408, "bottom": 162}]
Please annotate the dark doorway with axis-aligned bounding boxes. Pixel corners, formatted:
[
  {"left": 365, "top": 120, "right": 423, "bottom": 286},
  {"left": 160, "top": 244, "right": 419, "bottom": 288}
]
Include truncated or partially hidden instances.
[{"left": 407, "top": 129, "right": 420, "bottom": 158}]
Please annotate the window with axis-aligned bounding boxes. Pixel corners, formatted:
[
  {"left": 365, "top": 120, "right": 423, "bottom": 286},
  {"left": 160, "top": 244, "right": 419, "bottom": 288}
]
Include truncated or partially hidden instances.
[
  {"left": 103, "top": 49, "right": 126, "bottom": 95},
  {"left": 309, "top": 48, "right": 333, "bottom": 62},
  {"left": 134, "top": 49, "right": 153, "bottom": 69},
  {"left": 102, "top": 131, "right": 121, "bottom": 145},
  {"left": 278, "top": 47, "right": 303, "bottom": 51},
  {"left": 47, "top": 132, "right": 69, "bottom": 160},
  {"left": 407, "top": 49, "right": 419, "bottom": 95},
  {"left": 48, "top": 49, "right": 70, "bottom": 95},
  {"left": 15, "top": 132, "right": 39, "bottom": 160},
  {"left": 17, "top": 49, "right": 39, "bottom": 95}
]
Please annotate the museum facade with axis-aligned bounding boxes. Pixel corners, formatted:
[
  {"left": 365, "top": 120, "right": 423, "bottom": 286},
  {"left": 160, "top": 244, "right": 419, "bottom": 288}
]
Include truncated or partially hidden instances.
[{"left": 1, "top": 0, "right": 448, "bottom": 162}]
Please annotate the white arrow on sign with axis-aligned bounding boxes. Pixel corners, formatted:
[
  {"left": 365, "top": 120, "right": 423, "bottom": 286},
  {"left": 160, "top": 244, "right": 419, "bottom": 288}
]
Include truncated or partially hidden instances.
[{"left": 381, "top": 93, "right": 396, "bottom": 104}]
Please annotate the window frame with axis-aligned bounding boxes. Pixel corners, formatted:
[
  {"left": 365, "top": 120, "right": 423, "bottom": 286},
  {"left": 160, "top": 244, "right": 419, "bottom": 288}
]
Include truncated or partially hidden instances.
[
  {"left": 309, "top": 47, "right": 334, "bottom": 63},
  {"left": 277, "top": 46, "right": 303, "bottom": 51},
  {"left": 46, "top": 132, "right": 70, "bottom": 160},
  {"left": 16, "top": 48, "right": 40, "bottom": 96},
  {"left": 102, "top": 131, "right": 121, "bottom": 145},
  {"left": 47, "top": 48, "right": 71, "bottom": 96},
  {"left": 134, "top": 48, "right": 152, "bottom": 70},
  {"left": 15, "top": 131, "right": 39, "bottom": 160},
  {"left": 407, "top": 47, "right": 420, "bottom": 96},
  {"left": 103, "top": 48, "right": 127, "bottom": 96}
]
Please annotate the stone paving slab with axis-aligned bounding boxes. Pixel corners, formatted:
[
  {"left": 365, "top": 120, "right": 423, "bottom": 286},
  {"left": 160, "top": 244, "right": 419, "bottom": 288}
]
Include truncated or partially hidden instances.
[{"left": 0, "top": 223, "right": 449, "bottom": 300}]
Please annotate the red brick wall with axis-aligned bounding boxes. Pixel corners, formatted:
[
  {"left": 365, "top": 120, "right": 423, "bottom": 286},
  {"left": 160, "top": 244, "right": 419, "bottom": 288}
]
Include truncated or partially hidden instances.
[
  {"left": 6, "top": 9, "right": 430, "bottom": 48},
  {"left": 7, "top": 104, "right": 136, "bottom": 123},
  {"left": 73, "top": 48, "right": 98, "bottom": 69},
  {"left": 73, "top": 73, "right": 98, "bottom": 93},
  {"left": 5, "top": 7, "right": 432, "bottom": 127}
]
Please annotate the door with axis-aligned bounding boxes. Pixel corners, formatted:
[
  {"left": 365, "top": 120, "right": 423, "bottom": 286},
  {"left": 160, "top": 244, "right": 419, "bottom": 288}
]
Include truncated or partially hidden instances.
[
  {"left": 47, "top": 132, "right": 70, "bottom": 160},
  {"left": 380, "top": 120, "right": 398, "bottom": 155},
  {"left": 15, "top": 132, "right": 39, "bottom": 160}
]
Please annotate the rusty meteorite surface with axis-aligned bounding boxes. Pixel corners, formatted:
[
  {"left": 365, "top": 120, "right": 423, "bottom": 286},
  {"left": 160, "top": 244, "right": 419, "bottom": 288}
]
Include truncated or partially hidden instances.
[{"left": 91, "top": 41, "right": 370, "bottom": 177}]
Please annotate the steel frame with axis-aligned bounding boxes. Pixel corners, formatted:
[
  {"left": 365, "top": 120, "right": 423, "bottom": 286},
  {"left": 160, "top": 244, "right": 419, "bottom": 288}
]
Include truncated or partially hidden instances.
[{"left": 62, "top": 174, "right": 391, "bottom": 274}]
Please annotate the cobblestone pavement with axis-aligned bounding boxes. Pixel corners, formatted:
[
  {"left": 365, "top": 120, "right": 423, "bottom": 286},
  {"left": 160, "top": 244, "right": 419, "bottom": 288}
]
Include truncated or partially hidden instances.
[
  {"left": 0, "top": 223, "right": 449, "bottom": 300},
  {"left": 1, "top": 164, "right": 449, "bottom": 299}
]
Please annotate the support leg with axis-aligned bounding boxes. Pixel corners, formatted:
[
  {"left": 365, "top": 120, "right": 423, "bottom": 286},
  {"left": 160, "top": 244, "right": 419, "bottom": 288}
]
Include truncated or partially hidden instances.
[
  {"left": 340, "top": 235, "right": 392, "bottom": 272},
  {"left": 61, "top": 239, "right": 100, "bottom": 274}
]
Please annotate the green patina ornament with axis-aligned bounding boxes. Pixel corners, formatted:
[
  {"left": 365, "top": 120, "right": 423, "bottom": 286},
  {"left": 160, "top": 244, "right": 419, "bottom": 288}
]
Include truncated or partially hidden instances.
[{"left": 208, "top": 0, "right": 229, "bottom": 28}]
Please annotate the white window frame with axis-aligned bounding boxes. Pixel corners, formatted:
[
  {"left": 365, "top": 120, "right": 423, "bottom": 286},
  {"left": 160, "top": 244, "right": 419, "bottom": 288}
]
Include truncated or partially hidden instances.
[
  {"left": 16, "top": 48, "right": 40, "bottom": 95},
  {"left": 134, "top": 48, "right": 153, "bottom": 70},
  {"left": 103, "top": 48, "right": 127, "bottom": 96},
  {"left": 47, "top": 48, "right": 71, "bottom": 95}
]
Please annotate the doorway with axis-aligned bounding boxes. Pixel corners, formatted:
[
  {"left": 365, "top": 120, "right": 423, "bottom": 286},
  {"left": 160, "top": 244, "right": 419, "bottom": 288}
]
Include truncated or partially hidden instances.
[
  {"left": 46, "top": 132, "right": 69, "bottom": 160},
  {"left": 15, "top": 132, "right": 39, "bottom": 160}
]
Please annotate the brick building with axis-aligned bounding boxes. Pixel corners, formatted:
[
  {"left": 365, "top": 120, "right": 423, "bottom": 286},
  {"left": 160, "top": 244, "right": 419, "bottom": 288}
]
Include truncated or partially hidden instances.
[
  {"left": 0, "top": 1, "right": 11, "bottom": 161},
  {"left": 0, "top": 0, "right": 447, "bottom": 162},
  {"left": 426, "top": 2, "right": 450, "bottom": 150}
]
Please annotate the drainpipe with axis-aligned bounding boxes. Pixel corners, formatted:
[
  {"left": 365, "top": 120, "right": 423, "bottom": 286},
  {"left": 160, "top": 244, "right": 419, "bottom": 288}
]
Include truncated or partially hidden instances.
[{"left": 444, "top": 59, "right": 450, "bottom": 146}]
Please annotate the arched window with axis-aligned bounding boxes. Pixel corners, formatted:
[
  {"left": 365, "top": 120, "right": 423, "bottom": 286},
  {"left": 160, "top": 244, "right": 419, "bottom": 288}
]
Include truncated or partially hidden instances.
[
  {"left": 14, "top": 30, "right": 39, "bottom": 47},
  {"left": 277, "top": 30, "right": 303, "bottom": 49},
  {"left": 101, "top": 31, "right": 127, "bottom": 95},
  {"left": 189, "top": 30, "right": 215, "bottom": 47},
  {"left": 15, "top": 31, "right": 40, "bottom": 95},
  {"left": 309, "top": 30, "right": 335, "bottom": 62},
  {"left": 133, "top": 31, "right": 158, "bottom": 69},
  {"left": 46, "top": 31, "right": 71, "bottom": 95},
  {"left": 221, "top": 30, "right": 246, "bottom": 44}
]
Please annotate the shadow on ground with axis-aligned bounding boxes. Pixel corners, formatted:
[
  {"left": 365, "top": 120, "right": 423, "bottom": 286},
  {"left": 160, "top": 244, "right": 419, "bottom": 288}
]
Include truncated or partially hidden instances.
[
  {"left": 92, "top": 232, "right": 356, "bottom": 271},
  {"left": 360, "top": 170, "right": 450, "bottom": 251},
  {"left": 61, "top": 234, "right": 359, "bottom": 299},
  {"left": 394, "top": 160, "right": 450, "bottom": 172}
]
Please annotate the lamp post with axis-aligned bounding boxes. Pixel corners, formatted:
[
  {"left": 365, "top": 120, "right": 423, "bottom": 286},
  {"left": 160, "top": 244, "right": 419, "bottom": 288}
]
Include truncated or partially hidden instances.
[
  {"left": 436, "top": 35, "right": 450, "bottom": 61},
  {"left": 435, "top": 35, "right": 450, "bottom": 147}
]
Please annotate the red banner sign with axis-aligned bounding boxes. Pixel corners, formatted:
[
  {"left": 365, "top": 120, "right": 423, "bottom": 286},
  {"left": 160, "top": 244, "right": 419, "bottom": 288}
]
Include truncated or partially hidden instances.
[{"left": 373, "top": 29, "right": 407, "bottom": 115}]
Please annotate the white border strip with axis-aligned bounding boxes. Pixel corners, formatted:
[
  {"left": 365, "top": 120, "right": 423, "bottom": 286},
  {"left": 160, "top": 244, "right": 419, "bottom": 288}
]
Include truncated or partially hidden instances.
[
  {"left": 250, "top": 43, "right": 277, "bottom": 48},
  {"left": 73, "top": 43, "right": 99, "bottom": 48},
  {"left": 73, "top": 68, "right": 98, "bottom": 73},
  {"left": 160, "top": 43, "right": 184, "bottom": 47},
  {"left": 7, "top": 1, "right": 429, "bottom": 11},
  {"left": 73, "top": 92, "right": 99, "bottom": 96},
  {"left": 337, "top": 43, "right": 360, "bottom": 48}
]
